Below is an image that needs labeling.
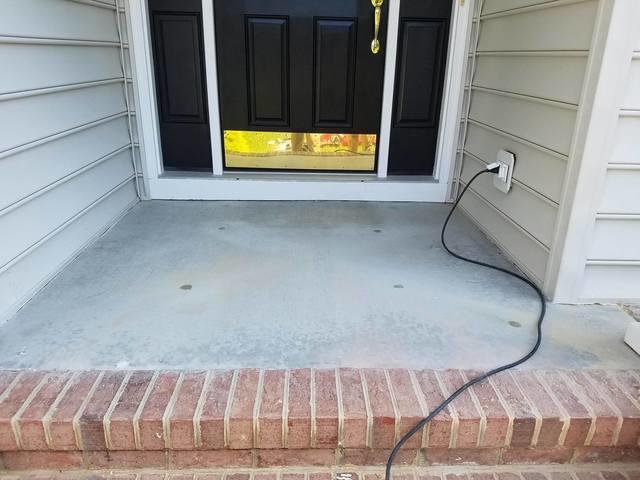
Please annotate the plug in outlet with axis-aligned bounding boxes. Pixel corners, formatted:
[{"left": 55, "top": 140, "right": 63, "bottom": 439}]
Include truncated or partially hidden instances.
[{"left": 494, "top": 150, "right": 515, "bottom": 193}]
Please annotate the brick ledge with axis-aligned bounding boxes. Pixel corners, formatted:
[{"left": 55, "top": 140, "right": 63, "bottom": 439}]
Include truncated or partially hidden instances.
[
  {"left": 1, "top": 465, "right": 640, "bottom": 480},
  {"left": 0, "top": 369, "right": 638, "bottom": 468}
]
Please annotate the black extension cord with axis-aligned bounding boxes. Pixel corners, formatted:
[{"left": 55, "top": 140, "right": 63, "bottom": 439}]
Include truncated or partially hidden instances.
[{"left": 385, "top": 167, "right": 547, "bottom": 480}]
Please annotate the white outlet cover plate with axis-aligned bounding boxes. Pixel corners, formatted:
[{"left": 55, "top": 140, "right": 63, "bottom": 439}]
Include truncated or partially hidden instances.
[{"left": 495, "top": 149, "right": 515, "bottom": 193}]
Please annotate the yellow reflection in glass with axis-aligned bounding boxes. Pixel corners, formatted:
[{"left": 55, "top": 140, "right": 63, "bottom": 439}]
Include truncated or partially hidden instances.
[{"left": 224, "top": 131, "right": 376, "bottom": 171}]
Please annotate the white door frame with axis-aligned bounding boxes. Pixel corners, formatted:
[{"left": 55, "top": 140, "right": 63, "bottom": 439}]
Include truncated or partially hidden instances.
[{"left": 127, "top": 0, "right": 473, "bottom": 201}]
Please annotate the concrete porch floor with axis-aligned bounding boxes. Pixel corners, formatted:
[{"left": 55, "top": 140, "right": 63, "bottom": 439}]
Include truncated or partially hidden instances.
[{"left": 0, "top": 201, "right": 637, "bottom": 370}]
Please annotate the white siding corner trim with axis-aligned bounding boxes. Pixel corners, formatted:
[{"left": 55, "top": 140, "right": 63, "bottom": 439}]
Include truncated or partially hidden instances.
[{"left": 545, "top": 0, "right": 640, "bottom": 302}]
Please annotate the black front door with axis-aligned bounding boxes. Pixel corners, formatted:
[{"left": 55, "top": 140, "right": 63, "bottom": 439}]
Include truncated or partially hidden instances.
[
  {"left": 215, "top": 0, "right": 388, "bottom": 172},
  {"left": 149, "top": 0, "right": 212, "bottom": 171}
]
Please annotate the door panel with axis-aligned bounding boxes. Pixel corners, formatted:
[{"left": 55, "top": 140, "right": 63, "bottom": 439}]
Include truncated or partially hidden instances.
[
  {"left": 215, "top": 0, "right": 387, "bottom": 171},
  {"left": 246, "top": 17, "right": 290, "bottom": 126},
  {"left": 313, "top": 19, "right": 357, "bottom": 128},
  {"left": 388, "top": 0, "right": 452, "bottom": 175},
  {"left": 149, "top": 0, "right": 212, "bottom": 171},
  {"left": 395, "top": 20, "right": 447, "bottom": 126}
]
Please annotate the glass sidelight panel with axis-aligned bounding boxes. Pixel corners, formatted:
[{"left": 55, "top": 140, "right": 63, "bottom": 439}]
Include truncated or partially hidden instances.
[{"left": 223, "top": 131, "right": 377, "bottom": 171}]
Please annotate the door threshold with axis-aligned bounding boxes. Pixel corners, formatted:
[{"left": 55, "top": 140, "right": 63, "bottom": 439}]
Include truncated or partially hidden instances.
[
  {"left": 160, "top": 170, "right": 436, "bottom": 183},
  {"left": 150, "top": 173, "right": 447, "bottom": 202}
]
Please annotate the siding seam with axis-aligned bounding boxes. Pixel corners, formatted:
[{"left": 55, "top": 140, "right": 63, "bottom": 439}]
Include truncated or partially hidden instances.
[
  {"left": 0, "top": 36, "right": 125, "bottom": 48},
  {"left": 463, "top": 150, "right": 560, "bottom": 207},
  {"left": 68, "top": 0, "right": 117, "bottom": 11},
  {"left": 475, "top": 50, "right": 588, "bottom": 57},
  {"left": 0, "top": 78, "right": 124, "bottom": 101},
  {"left": 0, "top": 175, "right": 136, "bottom": 276},
  {"left": 458, "top": 183, "right": 551, "bottom": 253},
  {"left": 0, "top": 112, "right": 128, "bottom": 160},
  {"left": 0, "top": 144, "right": 131, "bottom": 217},
  {"left": 471, "top": 85, "right": 579, "bottom": 110},
  {"left": 459, "top": 202, "right": 545, "bottom": 285},
  {"left": 466, "top": 118, "right": 568, "bottom": 160},
  {"left": 480, "top": 0, "right": 592, "bottom": 21}
]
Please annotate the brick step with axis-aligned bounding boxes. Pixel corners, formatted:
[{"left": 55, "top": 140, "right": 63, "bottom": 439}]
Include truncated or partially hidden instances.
[
  {"left": 1, "top": 466, "right": 639, "bottom": 480},
  {"left": 0, "top": 369, "right": 639, "bottom": 471}
]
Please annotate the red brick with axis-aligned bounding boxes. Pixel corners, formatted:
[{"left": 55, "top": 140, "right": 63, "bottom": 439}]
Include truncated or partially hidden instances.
[
  {"left": 422, "top": 447, "right": 500, "bottom": 466},
  {"left": 338, "top": 368, "right": 368, "bottom": 448},
  {"left": 601, "top": 472, "right": 627, "bottom": 480},
  {"left": 522, "top": 473, "right": 549, "bottom": 480},
  {"left": 314, "top": 369, "right": 338, "bottom": 448},
  {"left": 254, "top": 474, "right": 277, "bottom": 480},
  {"left": 561, "top": 371, "right": 619, "bottom": 447},
  {"left": 78, "top": 370, "right": 126, "bottom": 450},
  {"left": 491, "top": 372, "right": 537, "bottom": 447},
  {"left": 200, "top": 370, "right": 233, "bottom": 449},
  {"left": 470, "top": 474, "right": 495, "bottom": 480},
  {"left": 14, "top": 371, "right": 71, "bottom": 450},
  {"left": 138, "top": 371, "right": 179, "bottom": 450},
  {"left": 0, "top": 371, "right": 47, "bottom": 451},
  {"left": 309, "top": 474, "right": 332, "bottom": 480},
  {"left": 196, "top": 475, "right": 223, "bottom": 480},
  {"left": 512, "top": 371, "right": 564, "bottom": 447},
  {"left": 576, "top": 474, "right": 603, "bottom": 480},
  {"left": 586, "top": 371, "right": 640, "bottom": 446},
  {"left": 414, "top": 370, "right": 453, "bottom": 448},
  {"left": 227, "top": 369, "right": 259, "bottom": 449},
  {"left": 0, "top": 371, "right": 18, "bottom": 396},
  {"left": 140, "top": 475, "right": 167, "bottom": 480},
  {"left": 48, "top": 371, "right": 100, "bottom": 450},
  {"left": 609, "top": 371, "right": 640, "bottom": 407},
  {"left": 363, "top": 369, "right": 396, "bottom": 448},
  {"left": 496, "top": 474, "right": 523, "bottom": 480},
  {"left": 109, "top": 370, "right": 154, "bottom": 450},
  {"left": 341, "top": 448, "right": 417, "bottom": 466},
  {"left": 282, "top": 474, "right": 306, "bottom": 480},
  {"left": 169, "top": 370, "right": 206, "bottom": 449},
  {"left": 418, "top": 474, "right": 443, "bottom": 480},
  {"left": 572, "top": 446, "right": 640, "bottom": 463},
  {"left": 388, "top": 369, "right": 425, "bottom": 449},
  {"left": 256, "top": 369, "right": 285, "bottom": 448},
  {"left": 500, "top": 446, "right": 573, "bottom": 464},
  {"left": 287, "top": 368, "right": 311, "bottom": 448},
  {"left": 226, "top": 474, "right": 250, "bottom": 480},
  {"left": 169, "top": 449, "right": 253, "bottom": 468},
  {"left": 364, "top": 474, "right": 384, "bottom": 480},
  {"left": 538, "top": 371, "right": 591, "bottom": 446},
  {"left": 83, "top": 450, "right": 167, "bottom": 469},
  {"left": 464, "top": 370, "right": 509, "bottom": 448},
  {"left": 255, "top": 448, "right": 335, "bottom": 467},
  {"left": 336, "top": 472, "right": 360, "bottom": 480},
  {"left": 167, "top": 475, "right": 194, "bottom": 480},
  {"left": 438, "top": 370, "right": 481, "bottom": 448},
  {"left": 0, "top": 451, "right": 83, "bottom": 470}
]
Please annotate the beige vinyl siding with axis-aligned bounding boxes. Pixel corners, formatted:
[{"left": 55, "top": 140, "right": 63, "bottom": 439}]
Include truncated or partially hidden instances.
[
  {"left": 0, "top": 0, "right": 140, "bottom": 321},
  {"left": 580, "top": 28, "right": 640, "bottom": 300},
  {"left": 456, "top": 0, "right": 598, "bottom": 287}
]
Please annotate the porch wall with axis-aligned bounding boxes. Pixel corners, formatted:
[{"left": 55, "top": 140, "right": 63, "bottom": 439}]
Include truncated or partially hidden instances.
[
  {"left": 455, "top": 0, "right": 600, "bottom": 289},
  {"left": 0, "top": 0, "right": 140, "bottom": 321}
]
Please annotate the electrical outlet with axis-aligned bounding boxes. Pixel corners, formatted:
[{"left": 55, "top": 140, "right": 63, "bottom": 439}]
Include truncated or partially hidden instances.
[{"left": 494, "top": 150, "right": 515, "bottom": 193}]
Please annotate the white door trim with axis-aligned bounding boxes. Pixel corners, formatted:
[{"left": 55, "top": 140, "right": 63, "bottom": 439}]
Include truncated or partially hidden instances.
[
  {"left": 375, "top": 0, "right": 400, "bottom": 179},
  {"left": 201, "top": 0, "right": 224, "bottom": 176},
  {"left": 127, "top": 0, "right": 472, "bottom": 201}
]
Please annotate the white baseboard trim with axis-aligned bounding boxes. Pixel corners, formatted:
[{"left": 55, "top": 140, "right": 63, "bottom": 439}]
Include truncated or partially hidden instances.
[{"left": 148, "top": 175, "right": 449, "bottom": 202}]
